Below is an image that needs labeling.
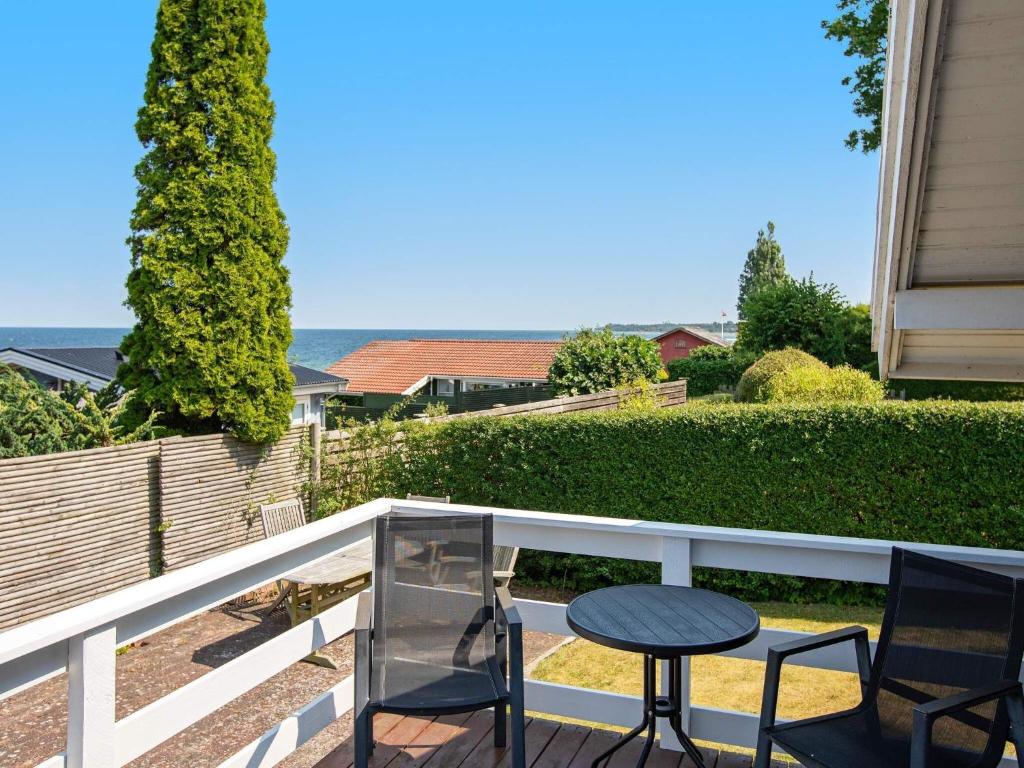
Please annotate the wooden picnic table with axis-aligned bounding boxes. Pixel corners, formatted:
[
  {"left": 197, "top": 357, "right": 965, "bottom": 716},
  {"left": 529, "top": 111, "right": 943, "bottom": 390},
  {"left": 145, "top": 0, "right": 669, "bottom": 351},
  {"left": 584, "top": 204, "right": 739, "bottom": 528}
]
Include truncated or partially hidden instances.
[{"left": 283, "top": 538, "right": 374, "bottom": 669}]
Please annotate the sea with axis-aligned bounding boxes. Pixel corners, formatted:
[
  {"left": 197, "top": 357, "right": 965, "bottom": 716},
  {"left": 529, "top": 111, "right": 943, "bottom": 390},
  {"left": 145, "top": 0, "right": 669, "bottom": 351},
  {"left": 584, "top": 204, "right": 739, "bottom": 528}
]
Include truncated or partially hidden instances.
[{"left": 0, "top": 328, "right": 570, "bottom": 371}]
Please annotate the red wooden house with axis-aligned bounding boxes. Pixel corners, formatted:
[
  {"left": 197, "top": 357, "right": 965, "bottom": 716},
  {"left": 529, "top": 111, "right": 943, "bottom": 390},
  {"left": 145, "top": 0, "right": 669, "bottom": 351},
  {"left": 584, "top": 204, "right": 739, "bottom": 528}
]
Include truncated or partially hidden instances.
[{"left": 652, "top": 326, "right": 727, "bottom": 365}]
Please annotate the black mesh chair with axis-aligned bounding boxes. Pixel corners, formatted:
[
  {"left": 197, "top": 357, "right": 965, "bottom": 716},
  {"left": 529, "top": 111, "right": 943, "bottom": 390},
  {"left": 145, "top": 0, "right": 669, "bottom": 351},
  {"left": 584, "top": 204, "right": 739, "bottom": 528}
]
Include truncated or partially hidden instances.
[
  {"left": 755, "top": 548, "right": 1024, "bottom": 768},
  {"left": 354, "top": 510, "right": 525, "bottom": 768}
]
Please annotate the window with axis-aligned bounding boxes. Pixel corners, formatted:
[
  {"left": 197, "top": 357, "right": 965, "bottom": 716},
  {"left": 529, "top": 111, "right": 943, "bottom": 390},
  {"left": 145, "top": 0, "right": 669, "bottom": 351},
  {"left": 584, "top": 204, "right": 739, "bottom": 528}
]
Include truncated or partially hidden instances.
[
  {"left": 435, "top": 378, "right": 455, "bottom": 397},
  {"left": 291, "top": 402, "right": 306, "bottom": 422},
  {"left": 674, "top": 339, "right": 688, "bottom": 349}
]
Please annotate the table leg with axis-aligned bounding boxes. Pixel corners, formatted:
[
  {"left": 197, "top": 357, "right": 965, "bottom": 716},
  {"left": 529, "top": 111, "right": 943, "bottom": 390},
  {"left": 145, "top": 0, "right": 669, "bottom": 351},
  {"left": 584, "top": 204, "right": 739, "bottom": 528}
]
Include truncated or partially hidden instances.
[
  {"left": 666, "top": 656, "right": 706, "bottom": 768},
  {"left": 590, "top": 655, "right": 657, "bottom": 768},
  {"left": 303, "top": 583, "right": 338, "bottom": 670},
  {"left": 590, "top": 655, "right": 706, "bottom": 768}
]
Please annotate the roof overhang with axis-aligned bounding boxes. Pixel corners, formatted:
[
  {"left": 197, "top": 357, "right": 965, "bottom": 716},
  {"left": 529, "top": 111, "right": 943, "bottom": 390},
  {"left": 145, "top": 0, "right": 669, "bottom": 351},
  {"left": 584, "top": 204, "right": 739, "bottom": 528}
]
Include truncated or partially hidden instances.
[
  {"left": 292, "top": 382, "right": 347, "bottom": 396},
  {"left": 872, "top": 0, "right": 1024, "bottom": 382},
  {"left": 0, "top": 348, "right": 113, "bottom": 392}
]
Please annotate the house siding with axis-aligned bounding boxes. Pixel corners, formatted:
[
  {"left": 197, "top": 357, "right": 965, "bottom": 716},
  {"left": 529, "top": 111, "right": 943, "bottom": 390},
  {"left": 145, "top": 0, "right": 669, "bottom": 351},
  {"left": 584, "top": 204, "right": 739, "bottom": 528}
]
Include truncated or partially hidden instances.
[{"left": 655, "top": 329, "right": 719, "bottom": 365}]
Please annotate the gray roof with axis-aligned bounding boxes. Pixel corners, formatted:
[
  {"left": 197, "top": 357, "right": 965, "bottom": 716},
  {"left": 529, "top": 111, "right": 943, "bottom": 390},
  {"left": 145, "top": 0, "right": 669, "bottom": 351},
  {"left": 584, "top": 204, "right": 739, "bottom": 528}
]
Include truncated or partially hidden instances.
[
  {"left": 289, "top": 362, "right": 347, "bottom": 387},
  {"left": 8, "top": 347, "right": 123, "bottom": 381},
  {"left": 2, "top": 347, "right": 347, "bottom": 389}
]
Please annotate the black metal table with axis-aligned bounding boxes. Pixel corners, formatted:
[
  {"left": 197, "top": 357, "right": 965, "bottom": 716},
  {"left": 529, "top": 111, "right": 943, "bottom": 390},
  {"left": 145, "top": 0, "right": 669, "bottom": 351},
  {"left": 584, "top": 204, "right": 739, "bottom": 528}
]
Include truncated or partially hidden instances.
[{"left": 566, "top": 584, "right": 760, "bottom": 768}]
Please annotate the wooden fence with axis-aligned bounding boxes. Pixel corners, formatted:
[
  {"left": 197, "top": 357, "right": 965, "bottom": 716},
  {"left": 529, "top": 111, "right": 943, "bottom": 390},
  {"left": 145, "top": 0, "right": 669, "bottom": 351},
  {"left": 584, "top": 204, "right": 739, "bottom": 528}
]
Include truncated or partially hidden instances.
[
  {"left": 0, "top": 427, "right": 310, "bottom": 631},
  {"left": 160, "top": 428, "right": 310, "bottom": 571},
  {"left": 0, "top": 380, "right": 687, "bottom": 631}
]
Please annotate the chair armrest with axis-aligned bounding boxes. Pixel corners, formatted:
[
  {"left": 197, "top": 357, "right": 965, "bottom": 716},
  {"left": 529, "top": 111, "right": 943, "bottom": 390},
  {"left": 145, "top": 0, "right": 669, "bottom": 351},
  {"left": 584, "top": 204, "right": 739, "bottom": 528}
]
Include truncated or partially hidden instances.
[
  {"left": 915, "top": 679, "right": 1021, "bottom": 720},
  {"left": 355, "top": 590, "right": 372, "bottom": 634},
  {"left": 495, "top": 586, "right": 522, "bottom": 628},
  {"left": 769, "top": 626, "right": 870, "bottom": 661},
  {"left": 758, "top": 626, "right": 872, "bottom": 735},
  {"left": 911, "top": 680, "right": 1023, "bottom": 768},
  {"left": 354, "top": 591, "right": 373, "bottom": 710}
]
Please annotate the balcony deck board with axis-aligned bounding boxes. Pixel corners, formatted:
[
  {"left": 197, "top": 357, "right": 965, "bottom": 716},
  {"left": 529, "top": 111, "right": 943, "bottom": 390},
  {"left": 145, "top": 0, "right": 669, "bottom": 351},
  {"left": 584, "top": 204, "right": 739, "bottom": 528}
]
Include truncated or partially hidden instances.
[{"left": 311, "top": 711, "right": 760, "bottom": 768}]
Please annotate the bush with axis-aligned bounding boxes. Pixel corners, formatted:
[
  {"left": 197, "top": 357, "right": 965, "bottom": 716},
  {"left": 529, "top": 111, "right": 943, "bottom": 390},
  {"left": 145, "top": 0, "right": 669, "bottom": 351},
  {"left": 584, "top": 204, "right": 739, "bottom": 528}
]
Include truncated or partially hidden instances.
[
  {"left": 548, "top": 328, "right": 664, "bottom": 396},
  {"left": 0, "top": 365, "right": 159, "bottom": 458},
  {"left": 667, "top": 347, "right": 755, "bottom": 396},
  {"left": 735, "top": 348, "right": 826, "bottom": 403},
  {"left": 738, "top": 277, "right": 872, "bottom": 369},
  {"left": 894, "top": 379, "right": 1024, "bottom": 402},
  {"left": 389, "top": 402, "right": 1024, "bottom": 603},
  {"left": 764, "top": 364, "right": 884, "bottom": 404}
]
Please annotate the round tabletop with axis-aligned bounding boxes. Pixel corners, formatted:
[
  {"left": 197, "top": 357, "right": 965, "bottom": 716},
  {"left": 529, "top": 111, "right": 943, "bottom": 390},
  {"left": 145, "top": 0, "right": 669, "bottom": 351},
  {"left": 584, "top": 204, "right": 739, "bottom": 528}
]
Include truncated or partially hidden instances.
[{"left": 566, "top": 584, "right": 760, "bottom": 658}]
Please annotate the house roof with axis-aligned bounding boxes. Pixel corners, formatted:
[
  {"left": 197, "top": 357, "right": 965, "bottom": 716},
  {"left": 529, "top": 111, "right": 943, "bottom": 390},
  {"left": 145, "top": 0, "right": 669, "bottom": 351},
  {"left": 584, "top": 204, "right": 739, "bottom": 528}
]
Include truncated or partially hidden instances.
[
  {"left": 2, "top": 347, "right": 123, "bottom": 382},
  {"left": 288, "top": 363, "right": 348, "bottom": 388},
  {"left": 652, "top": 327, "right": 727, "bottom": 347},
  {"left": 872, "top": 0, "right": 1024, "bottom": 382},
  {"left": 0, "top": 347, "right": 347, "bottom": 393},
  {"left": 326, "top": 339, "right": 563, "bottom": 394}
]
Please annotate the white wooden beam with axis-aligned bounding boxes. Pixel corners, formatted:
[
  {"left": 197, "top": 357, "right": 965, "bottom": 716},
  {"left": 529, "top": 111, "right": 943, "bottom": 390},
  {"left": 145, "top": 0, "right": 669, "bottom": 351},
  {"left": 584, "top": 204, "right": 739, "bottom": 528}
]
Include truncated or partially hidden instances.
[
  {"left": 115, "top": 595, "right": 359, "bottom": 765},
  {"left": 894, "top": 287, "right": 1024, "bottom": 330},
  {"left": 66, "top": 624, "right": 116, "bottom": 768},
  {"left": 216, "top": 676, "right": 355, "bottom": 768}
]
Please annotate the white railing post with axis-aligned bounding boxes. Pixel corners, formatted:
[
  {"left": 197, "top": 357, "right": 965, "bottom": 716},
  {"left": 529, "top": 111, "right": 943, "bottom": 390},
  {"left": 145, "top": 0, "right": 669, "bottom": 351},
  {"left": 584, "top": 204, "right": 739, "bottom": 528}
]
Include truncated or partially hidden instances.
[
  {"left": 660, "top": 536, "right": 692, "bottom": 751},
  {"left": 67, "top": 624, "right": 117, "bottom": 768}
]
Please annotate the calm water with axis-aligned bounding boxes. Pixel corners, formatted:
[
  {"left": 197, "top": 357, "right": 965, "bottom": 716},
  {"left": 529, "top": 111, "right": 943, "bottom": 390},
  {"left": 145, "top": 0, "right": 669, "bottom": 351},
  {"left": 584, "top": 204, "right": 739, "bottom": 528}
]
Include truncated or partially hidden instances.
[{"left": 0, "top": 327, "right": 568, "bottom": 371}]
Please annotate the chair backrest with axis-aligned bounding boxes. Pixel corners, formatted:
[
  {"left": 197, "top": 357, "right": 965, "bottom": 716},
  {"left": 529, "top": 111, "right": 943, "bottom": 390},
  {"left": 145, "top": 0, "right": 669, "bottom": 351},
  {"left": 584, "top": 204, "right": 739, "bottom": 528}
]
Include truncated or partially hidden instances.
[
  {"left": 372, "top": 511, "right": 495, "bottom": 706},
  {"left": 404, "top": 494, "right": 516, "bottom": 584},
  {"left": 869, "top": 548, "right": 1024, "bottom": 764},
  {"left": 406, "top": 494, "right": 451, "bottom": 503},
  {"left": 258, "top": 499, "right": 306, "bottom": 539}
]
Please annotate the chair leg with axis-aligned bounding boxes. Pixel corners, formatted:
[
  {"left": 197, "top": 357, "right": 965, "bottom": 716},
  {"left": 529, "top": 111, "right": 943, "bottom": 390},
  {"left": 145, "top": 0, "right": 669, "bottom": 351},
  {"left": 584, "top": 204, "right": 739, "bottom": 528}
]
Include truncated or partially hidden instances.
[
  {"left": 494, "top": 702, "right": 507, "bottom": 748},
  {"left": 355, "top": 707, "right": 370, "bottom": 767},
  {"left": 1006, "top": 690, "right": 1024, "bottom": 768},
  {"left": 753, "top": 732, "right": 773, "bottom": 768}
]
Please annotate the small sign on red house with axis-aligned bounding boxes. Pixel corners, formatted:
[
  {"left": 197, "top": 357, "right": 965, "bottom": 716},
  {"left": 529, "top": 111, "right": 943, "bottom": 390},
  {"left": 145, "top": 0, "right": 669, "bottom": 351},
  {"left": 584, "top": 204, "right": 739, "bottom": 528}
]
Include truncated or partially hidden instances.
[{"left": 652, "top": 327, "right": 728, "bottom": 365}]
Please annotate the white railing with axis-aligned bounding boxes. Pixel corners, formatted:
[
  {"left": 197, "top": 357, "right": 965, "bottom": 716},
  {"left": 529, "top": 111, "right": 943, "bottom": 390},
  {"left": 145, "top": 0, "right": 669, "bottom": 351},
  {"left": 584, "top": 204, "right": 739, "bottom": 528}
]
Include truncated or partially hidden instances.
[{"left": 4, "top": 497, "right": 1024, "bottom": 768}]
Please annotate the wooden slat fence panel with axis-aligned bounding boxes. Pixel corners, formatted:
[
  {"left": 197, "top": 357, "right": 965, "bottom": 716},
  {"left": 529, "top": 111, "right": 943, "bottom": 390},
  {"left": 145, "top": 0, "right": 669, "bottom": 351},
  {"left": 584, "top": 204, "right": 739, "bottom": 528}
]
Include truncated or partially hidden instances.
[
  {"left": 0, "top": 441, "right": 161, "bottom": 631},
  {"left": 159, "top": 427, "right": 309, "bottom": 571}
]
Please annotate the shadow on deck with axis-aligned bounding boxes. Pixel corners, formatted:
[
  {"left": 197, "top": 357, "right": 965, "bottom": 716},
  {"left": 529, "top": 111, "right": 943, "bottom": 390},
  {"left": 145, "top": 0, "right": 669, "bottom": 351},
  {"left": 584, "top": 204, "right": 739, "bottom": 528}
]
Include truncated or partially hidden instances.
[{"left": 313, "top": 710, "right": 775, "bottom": 768}]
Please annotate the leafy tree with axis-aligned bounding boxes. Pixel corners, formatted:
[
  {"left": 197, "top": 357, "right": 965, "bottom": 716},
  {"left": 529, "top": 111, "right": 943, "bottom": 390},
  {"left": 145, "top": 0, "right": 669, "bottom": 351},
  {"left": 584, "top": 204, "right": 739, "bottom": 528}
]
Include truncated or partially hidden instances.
[
  {"left": 0, "top": 366, "right": 160, "bottom": 458},
  {"left": 823, "top": 0, "right": 889, "bottom": 153},
  {"left": 841, "top": 303, "right": 875, "bottom": 371},
  {"left": 737, "top": 221, "right": 788, "bottom": 319},
  {"left": 548, "top": 328, "right": 664, "bottom": 396},
  {"left": 119, "top": 0, "right": 294, "bottom": 444},
  {"left": 666, "top": 346, "right": 756, "bottom": 396},
  {"left": 738, "top": 276, "right": 852, "bottom": 365}
]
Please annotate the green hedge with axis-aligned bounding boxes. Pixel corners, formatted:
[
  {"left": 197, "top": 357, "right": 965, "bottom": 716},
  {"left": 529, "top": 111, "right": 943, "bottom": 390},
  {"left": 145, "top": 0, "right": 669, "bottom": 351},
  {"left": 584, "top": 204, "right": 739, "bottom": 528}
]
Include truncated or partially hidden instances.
[
  {"left": 392, "top": 402, "right": 1024, "bottom": 603},
  {"left": 666, "top": 350, "right": 754, "bottom": 395}
]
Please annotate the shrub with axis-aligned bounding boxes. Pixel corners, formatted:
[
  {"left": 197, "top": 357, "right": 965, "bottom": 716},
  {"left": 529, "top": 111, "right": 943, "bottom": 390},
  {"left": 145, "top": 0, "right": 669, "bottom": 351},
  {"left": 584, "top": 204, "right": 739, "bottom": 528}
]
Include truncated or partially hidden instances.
[
  {"left": 0, "top": 365, "right": 159, "bottom": 458},
  {"left": 738, "top": 276, "right": 865, "bottom": 367},
  {"left": 735, "top": 348, "right": 826, "bottom": 403},
  {"left": 667, "top": 347, "right": 755, "bottom": 396},
  {"left": 894, "top": 379, "right": 1024, "bottom": 402},
  {"left": 548, "top": 328, "right": 664, "bottom": 396},
  {"left": 764, "top": 364, "right": 884, "bottom": 404},
  {"left": 389, "top": 402, "right": 1024, "bottom": 603}
]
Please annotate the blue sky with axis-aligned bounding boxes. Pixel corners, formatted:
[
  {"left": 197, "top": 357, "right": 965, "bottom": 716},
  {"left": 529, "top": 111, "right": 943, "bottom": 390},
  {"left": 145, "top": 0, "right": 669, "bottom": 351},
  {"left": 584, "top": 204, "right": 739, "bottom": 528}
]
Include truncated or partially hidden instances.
[{"left": 0, "top": 2, "right": 879, "bottom": 329}]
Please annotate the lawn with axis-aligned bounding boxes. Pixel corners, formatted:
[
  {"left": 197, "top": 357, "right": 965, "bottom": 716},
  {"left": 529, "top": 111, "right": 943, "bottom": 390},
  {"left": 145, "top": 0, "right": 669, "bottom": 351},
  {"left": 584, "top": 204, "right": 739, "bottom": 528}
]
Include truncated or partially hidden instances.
[{"left": 530, "top": 601, "right": 884, "bottom": 731}]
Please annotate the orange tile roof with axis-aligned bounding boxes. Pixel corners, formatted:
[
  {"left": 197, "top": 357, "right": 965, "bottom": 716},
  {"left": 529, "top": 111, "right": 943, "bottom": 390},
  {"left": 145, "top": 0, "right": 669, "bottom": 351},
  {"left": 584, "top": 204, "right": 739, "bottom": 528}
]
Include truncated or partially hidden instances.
[{"left": 326, "top": 339, "right": 563, "bottom": 394}]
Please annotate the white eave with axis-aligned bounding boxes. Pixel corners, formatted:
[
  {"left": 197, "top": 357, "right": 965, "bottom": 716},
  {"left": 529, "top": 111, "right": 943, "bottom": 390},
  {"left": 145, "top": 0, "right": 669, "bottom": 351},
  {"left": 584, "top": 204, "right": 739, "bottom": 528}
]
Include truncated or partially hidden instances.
[{"left": 872, "top": 0, "right": 1024, "bottom": 382}]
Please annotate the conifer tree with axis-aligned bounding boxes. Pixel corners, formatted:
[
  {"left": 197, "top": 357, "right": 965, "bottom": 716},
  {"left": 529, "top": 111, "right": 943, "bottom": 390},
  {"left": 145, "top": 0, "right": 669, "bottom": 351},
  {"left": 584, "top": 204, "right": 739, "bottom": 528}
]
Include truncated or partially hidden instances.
[
  {"left": 119, "top": 0, "right": 293, "bottom": 444},
  {"left": 737, "top": 221, "right": 788, "bottom": 320}
]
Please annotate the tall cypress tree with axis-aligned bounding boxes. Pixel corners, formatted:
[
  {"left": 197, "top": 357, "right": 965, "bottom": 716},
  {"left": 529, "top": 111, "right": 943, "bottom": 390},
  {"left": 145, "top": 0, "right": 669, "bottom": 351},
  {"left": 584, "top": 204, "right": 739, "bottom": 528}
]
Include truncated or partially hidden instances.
[
  {"left": 737, "top": 221, "right": 788, "bottom": 320},
  {"left": 120, "top": 0, "right": 293, "bottom": 444}
]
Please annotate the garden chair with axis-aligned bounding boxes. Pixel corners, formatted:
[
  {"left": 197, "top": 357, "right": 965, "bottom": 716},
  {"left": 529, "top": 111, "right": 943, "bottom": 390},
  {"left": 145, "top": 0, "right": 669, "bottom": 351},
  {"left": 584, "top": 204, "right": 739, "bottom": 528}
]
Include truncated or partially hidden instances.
[
  {"left": 755, "top": 548, "right": 1024, "bottom": 768},
  {"left": 405, "top": 494, "right": 520, "bottom": 587},
  {"left": 258, "top": 499, "right": 307, "bottom": 614},
  {"left": 354, "top": 510, "right": 525, "bottom": 768}
]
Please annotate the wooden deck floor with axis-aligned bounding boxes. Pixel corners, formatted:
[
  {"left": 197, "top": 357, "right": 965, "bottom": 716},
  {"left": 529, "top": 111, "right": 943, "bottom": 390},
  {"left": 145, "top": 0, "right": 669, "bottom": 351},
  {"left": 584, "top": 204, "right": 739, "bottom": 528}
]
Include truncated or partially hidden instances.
[{"left": 313, "top": 711, "right": 773, "bottom": 768}]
